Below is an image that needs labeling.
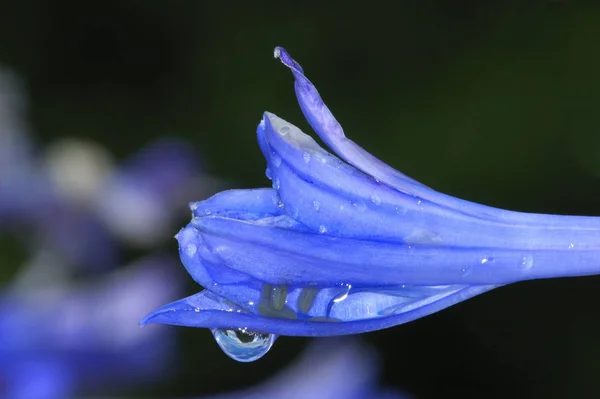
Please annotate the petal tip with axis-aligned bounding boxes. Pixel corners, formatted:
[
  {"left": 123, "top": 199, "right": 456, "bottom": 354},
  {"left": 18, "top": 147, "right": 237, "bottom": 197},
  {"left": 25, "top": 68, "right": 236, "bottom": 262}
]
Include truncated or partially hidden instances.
[{"left": 273, "top": 46, "right": 304, "bottom": 74}]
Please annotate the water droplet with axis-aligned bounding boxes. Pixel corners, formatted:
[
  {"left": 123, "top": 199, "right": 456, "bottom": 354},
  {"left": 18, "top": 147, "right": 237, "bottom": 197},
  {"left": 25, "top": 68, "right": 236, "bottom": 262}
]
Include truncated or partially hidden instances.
[
  {"left": 185, "top": 244, "right": 197, "bottom": 257},
  {"left": 265, "top": 167, "right": 272, "bottom": 179},
  {"left": 403, "top": 229, "right": 443, "bottom": 245},
  {"left": 461, "top": 265, "right": 472, "bottom": 277},
  {"left": 272, "top": 153, "right": 282, "bottom": 168},
  {"left": 277, "top": 200, "right": 284, "bottom": 208},
  {"left": 339, "top": 203, "right": 345, "bottom": 211},
  {"left": 568, "top": 243, "right": 575, "bottom": 249},
  {"left": 313, "top": 200, "right": 320, "bottom": 211},
  {"left": 333, "top": 284, "right": 352, "bottom": 303},
  {"left": 352, "top": 200, "right": 367, "bottom": 212},
  {"left": 212, "top": 328, "right": 276, "bottom": 362},
  {"left": 279, "top": 125, "right": 290, "bottom": 135},
  {"left": 272, "top": 178, "right": 280, "bottom": 190},
  {"left": 395, "top": 206, "right": 407, "bottom": 215},
  {"left": 370, "top": 195, "right": 381, "bottom": 206},
  {"left": 319, "top": 225, "right": 327, "bottom": 234},
  {"left": 194, "top": 307, "right": 200, "bottom": 313},
  {"left": 303, "top": 152, "right": 311, "bottom": 163},
  {"left": 204, "top": 208, "right": 212, "bottom": 215},
  {"left": 521, "top": 255, "right": 534, "bottom": 270},
  {"left": 271, "top": 195, "right": 279, "bottom": 205},
  {"left": 481, "top": 258, "right": 488, "bottom": 264}
]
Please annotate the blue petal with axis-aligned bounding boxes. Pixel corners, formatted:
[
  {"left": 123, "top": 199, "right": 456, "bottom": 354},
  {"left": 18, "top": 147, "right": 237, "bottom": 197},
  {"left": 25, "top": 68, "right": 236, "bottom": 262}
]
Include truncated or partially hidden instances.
[{"left": 141, "top": 285, "right": 496, "bottom": 336}]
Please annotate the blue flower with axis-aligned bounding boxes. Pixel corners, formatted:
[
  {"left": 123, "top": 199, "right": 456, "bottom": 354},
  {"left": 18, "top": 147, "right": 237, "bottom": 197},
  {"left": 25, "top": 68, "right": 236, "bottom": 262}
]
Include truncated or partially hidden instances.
[
  {"left": 142, "top": 47, "right": 600, "bottom": 362},
  {"left": 0, "top": 256, "right": 181, "bottom": 399}
]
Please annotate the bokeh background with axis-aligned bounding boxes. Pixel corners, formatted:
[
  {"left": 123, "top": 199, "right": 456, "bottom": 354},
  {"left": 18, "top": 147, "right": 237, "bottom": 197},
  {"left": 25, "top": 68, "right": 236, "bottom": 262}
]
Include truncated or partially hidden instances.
[{"left": 1, "top": 1, "right": 600, "bottom": 398}]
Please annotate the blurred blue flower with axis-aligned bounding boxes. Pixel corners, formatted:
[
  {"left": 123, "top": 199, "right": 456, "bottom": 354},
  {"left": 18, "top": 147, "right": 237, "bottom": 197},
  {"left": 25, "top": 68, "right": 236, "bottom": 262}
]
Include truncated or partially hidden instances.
[
  {"left": 143, "top": 47, "right": 600, "bottom": 362},
  {"left": 0, "top": 255, "right": 181, "bottom": 399},
  {"left": 201, "top": 338, "right": 410, "bottom": 399},
  {"left": 0, "top": 66, "right": 214, "bottom": 396},
  {"left": 0, "top": 69, "right": 207, "bottom": 268}
]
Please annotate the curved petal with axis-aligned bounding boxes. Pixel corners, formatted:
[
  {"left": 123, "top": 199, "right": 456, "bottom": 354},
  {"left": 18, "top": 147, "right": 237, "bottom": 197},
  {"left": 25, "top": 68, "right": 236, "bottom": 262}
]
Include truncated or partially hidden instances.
[
  {"left": 274, "top": 47, "right": 426, "bottom": 192},
  {"left": 141, "top": 285, "right": 496, "bottom": 337},
  {"left": 261, "top": 113, "right": 600, "bottom": 250},
  {"left": 191, "top": 188, "right": 285, "bottom": 220}
]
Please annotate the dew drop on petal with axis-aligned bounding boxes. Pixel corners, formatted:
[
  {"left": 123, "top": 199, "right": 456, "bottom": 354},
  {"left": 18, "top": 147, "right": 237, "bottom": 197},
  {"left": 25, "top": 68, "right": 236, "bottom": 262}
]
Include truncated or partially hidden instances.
[
  {"left": 185, "top": 244, "right": 197, "bottom": 257},
  {"left": 279, "top": 125, "right": 290, "bottom": 136},
  {"left": 303, "top": 152, "right": 311, "bottom": 163},
  {"left": 265, "top": 167, "right": 272, "bottom": 179},
  {"left": 319, "top": 225, "right": 327, "bottom": 234},
  {"left": 352, "top": 200, "right": 367, "bottom": 212},
  {"left": 272, "top": 178, "right": 280, "bottom": 190},
  {"left": 272, "top": 153, "right": 282, "bottom": 168},
  {"left": 521, "top": 255, "right": 534, "bottom": 271},
  {"left": 313, "top": 200, "right": 320, "bottom": 211},
  {"left": 370, "top": 195, "right": 381, "bottom": 206},
  {"left": 212, "top": 328, "right": 275, "bottom": 362}
]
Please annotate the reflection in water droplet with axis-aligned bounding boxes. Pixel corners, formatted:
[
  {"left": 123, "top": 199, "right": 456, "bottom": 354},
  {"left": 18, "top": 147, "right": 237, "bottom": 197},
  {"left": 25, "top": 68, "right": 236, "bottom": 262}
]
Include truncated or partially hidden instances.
[
  {"left": 370, "top": 195, "right": 381, "bottom": 206},
  {"left": 212, "top": 328, "right": 276, "bottom": 362},
  {"left": 303, "top": 152, "right": 311, "bottom": 163},
  {"left": 298, "top": 287, "right": 320, "bottom": 313}
]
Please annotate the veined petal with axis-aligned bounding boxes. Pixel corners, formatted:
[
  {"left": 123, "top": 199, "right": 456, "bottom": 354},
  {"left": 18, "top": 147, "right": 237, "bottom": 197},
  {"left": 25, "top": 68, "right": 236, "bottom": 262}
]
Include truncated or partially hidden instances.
[
  {"left": 273, "top": 47, "right": 426, "bottom": 192},
  {"left": 143, "top": 47, "right": 600, "bottom": 362},
  {"left": 274, "top": 46, "right": 600, "bottom": 229},
  {"left": 193, "top": 215, "right": 600, "bottom": 286},
  {"left": 260, "top": 112, "right": 600, "bottom": 250}
]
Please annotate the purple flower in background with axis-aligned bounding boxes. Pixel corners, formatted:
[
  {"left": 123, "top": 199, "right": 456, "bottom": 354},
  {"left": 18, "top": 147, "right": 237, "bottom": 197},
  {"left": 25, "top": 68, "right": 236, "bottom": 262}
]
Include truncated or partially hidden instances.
[
  {"left": 0, "top": 66, "right": 215, "bottom": 396},
  {"left": 143, "top": 47, "right": 600, "bottom": 362},
  {"left": 0, "top": 67, "right": 209, "bottom": 268},
  {"left": 201, "top": 338, "right": 410, "bottom": 399},
  {"left": 0, "top": 256, "right": 181, "bottom": 399}
]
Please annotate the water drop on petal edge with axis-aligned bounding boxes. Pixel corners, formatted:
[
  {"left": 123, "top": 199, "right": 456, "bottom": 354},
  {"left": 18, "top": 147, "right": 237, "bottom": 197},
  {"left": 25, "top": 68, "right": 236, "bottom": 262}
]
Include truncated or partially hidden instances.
[{"left": 212, "top": 328, "right": 276, "bottom": 362}]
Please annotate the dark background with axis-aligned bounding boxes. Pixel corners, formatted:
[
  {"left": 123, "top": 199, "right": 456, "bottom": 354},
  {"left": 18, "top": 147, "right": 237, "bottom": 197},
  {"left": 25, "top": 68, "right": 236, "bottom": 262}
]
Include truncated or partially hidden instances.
[{"left": 1, "top": 1, "right": 600, "bottom": 398}]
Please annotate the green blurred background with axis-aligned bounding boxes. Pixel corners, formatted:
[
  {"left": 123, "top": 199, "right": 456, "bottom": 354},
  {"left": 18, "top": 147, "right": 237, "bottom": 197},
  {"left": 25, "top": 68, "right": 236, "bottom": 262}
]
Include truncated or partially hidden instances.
[{"left": 1, "top": 1, "right": 600, "bottom": 398}]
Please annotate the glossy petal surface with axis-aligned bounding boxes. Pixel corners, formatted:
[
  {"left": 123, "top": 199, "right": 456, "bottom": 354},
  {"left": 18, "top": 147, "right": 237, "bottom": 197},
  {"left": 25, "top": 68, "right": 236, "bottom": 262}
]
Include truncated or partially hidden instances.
[{"left": 143, "top": 47, "right": 600, "bottom": 356}]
